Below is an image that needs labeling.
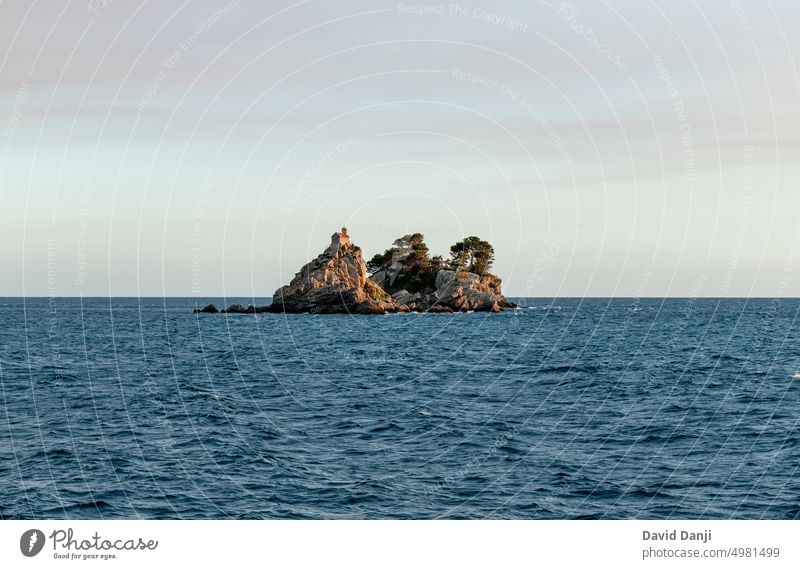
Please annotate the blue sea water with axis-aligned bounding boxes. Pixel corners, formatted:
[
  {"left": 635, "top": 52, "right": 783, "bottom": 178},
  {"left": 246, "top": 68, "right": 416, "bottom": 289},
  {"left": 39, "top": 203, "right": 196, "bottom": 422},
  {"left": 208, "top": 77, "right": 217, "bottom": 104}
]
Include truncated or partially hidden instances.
[{"left": 1, "top": 296, "right": 799, "bottom": 520}]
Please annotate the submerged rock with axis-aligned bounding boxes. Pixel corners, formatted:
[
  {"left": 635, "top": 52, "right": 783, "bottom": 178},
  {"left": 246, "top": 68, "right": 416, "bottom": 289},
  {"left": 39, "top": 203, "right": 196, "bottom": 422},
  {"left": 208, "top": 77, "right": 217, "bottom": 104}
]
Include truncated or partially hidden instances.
[{"left": 222, "top": 304, "right": 257, "bottom": 314}]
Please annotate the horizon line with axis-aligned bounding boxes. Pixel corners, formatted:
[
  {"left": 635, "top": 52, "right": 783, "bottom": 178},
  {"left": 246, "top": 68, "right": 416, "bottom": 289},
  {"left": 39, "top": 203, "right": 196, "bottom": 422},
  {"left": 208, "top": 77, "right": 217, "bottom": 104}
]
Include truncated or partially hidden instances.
[{"left": 2, "top": 295, "right": 799, "bottom": 300}]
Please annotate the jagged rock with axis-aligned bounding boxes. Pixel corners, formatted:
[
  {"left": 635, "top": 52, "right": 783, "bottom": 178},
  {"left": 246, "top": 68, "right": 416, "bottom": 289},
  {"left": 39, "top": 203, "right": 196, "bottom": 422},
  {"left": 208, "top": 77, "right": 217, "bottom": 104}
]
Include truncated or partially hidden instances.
[
  {"left": 222, "top": 304, "right": 257, "bottom": 314},
  {"left": 431, "top": 269, "right": 514, "bottom": 312},
  {"left": 381, "top": 266, "right": 514, "bottom": 313},
  {"left": 268, "top": 242, "right": 403, "bottom": 314},
  {"left": 194, "top": 303, "right": 219, "bottom": 313}
]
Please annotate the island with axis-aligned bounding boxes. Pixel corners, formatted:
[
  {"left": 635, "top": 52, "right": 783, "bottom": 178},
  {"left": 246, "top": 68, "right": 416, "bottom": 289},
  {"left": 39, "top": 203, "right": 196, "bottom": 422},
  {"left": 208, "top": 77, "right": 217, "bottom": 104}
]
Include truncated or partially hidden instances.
[{"left": 195, "top": 228, "right": 516, "bottom": 315}]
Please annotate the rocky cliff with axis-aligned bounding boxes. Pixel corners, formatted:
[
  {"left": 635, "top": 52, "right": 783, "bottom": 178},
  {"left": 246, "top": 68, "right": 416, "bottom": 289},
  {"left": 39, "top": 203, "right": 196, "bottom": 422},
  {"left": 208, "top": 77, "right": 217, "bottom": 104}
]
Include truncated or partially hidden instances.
[{"left": 269, "top": 242, "right": 404, "bottom": 314}]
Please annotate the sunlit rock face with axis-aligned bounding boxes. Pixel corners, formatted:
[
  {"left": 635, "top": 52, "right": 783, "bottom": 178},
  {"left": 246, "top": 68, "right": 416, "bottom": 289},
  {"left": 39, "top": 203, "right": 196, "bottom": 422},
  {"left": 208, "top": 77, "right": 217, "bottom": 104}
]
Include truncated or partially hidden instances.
[
  {"left": 269, "top": 241, "right": 404, "bottom": 314},
  {"left": 431, "top": 270, "right": 514, "bottom": 313}
]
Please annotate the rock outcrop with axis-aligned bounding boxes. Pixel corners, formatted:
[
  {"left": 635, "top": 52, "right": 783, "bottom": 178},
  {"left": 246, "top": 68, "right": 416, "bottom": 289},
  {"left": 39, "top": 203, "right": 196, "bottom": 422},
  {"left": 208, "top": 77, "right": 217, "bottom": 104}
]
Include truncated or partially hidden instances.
[
  {"left": 433, "top": 269, "right": 515, "bottom": 312},
  {"left": 222, "top": 303, "right": 273, "bottom": 314},
  {"left": 269, "top": 242, "right": 405, "bottom": 314},
  {"left": 195, "top": 302, "right": 271, "bottom": 314},
  {"left": 387, "top": 270, "right": 514, "bottom": 313},
  {"left": 370, "top": 234, "right": 515, "bottom": 313}
]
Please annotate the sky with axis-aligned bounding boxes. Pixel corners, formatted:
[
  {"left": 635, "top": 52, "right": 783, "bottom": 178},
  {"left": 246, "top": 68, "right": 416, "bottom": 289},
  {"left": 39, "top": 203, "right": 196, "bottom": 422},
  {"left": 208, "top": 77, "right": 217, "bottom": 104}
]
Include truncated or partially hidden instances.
[{"left": 1, "top": 0, "right": 799, "bottom": 297}]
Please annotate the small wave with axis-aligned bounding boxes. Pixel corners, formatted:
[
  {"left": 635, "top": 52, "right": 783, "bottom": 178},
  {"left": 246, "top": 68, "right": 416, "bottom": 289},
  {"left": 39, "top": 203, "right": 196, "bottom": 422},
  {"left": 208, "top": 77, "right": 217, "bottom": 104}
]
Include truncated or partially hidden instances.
[
  {"left": 31, "top": 448, "right": 71, "bottom": 460},
  {"left": 792, "top": 373, "right": 800, "bottom": 379},
  {"left": 498, "top": 443, "right": 523, "bottom": 455},
  {"left": 418, "top": 409, "right": 453, "bottom": 420},
  {"left": 711, "top": 352, "right": 748, "bottom": 363},
  {"left": 75, "top": 500, "right": 113, "bottom": 510},
  {"left": 628, "top": 487, "right": 671, "bottom": 499},
  {"left": 573, "top": 513, "right": 601, "bottom": 520},
  {"left": 367, "top": 422, "right": 403, "bottom": 433}
]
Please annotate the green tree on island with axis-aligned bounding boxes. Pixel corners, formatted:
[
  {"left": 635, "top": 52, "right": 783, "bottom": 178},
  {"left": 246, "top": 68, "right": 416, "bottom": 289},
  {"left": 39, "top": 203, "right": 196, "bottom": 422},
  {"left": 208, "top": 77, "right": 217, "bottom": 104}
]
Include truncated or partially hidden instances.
[
  {"left": 368, "top": 233, "right": 496, "bottom": 292},
  {"left": 367, "top": 233, "right": 440, "bottom": 293},
  {"left": 367, "top": 233, "right": 430, "bottom": 275},
  {"left": 449, "top": 236, "right": 495, "bottom": 274},
  {"left": 366, "top": 247, "right": 399, "bottom": 274}
]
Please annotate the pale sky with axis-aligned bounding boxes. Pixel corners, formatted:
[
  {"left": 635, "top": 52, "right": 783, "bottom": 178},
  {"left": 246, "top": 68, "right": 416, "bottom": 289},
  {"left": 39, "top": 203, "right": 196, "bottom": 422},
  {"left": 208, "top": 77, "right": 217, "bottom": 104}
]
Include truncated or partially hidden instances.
[{"left": 1, "top": 0, "right": 799, "bottom": 297}]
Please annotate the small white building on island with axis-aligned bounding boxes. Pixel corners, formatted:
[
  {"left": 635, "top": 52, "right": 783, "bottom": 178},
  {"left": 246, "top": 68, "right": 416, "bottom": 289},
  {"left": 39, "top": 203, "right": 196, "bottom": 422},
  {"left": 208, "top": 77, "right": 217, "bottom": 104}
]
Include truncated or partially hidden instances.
[{"left": 330, "top": 227, "right": 350, "bottom": 248}]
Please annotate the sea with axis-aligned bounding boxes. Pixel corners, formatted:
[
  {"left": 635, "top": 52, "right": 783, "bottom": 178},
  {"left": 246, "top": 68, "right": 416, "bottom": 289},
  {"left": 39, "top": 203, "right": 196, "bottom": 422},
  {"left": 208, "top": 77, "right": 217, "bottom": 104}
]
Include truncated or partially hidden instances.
[{"left": 1, "top": 296, "right": 799, "bottom": 519}]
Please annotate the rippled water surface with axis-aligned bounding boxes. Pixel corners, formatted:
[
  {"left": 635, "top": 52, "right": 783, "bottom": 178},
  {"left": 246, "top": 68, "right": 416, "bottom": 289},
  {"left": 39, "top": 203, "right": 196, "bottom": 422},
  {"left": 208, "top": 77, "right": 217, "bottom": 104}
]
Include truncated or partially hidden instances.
[{"left": 1, "top": 297, "right": 799, "bottom": 519}]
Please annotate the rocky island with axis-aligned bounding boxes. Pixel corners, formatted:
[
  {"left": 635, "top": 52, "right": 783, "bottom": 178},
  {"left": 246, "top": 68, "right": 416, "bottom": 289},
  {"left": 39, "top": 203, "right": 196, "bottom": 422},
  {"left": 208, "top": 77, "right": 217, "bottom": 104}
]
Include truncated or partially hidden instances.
[{"left": 195, "top": 228, "right": 515, "bottom": 315}]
